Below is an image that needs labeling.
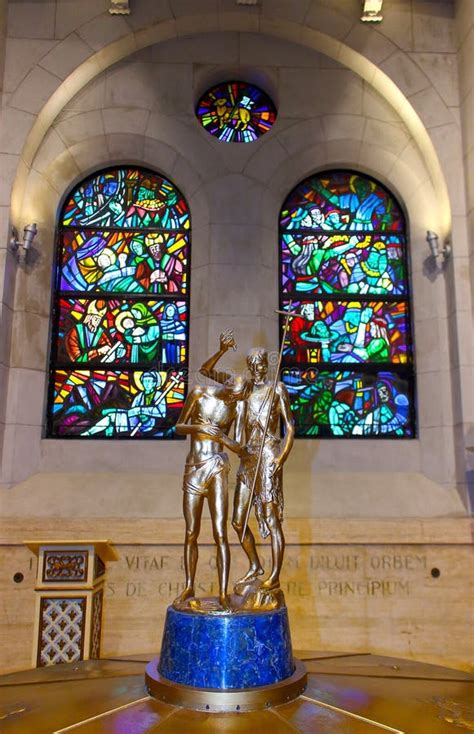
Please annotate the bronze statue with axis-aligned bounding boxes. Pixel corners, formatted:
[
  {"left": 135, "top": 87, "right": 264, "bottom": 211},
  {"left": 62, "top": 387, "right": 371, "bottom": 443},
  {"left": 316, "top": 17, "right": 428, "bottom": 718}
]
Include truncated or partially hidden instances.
[
  {"left": 200, "top": 325, "right": 295, "bottom": 596},
  {"left": 174, "top": 331, "right": 248, "bottom": 612},
  {"left": 150, "top": 318, "right": 307, "bottom": 709}
]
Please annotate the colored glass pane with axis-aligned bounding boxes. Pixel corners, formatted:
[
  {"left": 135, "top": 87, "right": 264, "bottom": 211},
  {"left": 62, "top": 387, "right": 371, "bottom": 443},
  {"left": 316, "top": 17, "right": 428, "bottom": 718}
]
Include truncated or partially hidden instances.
[
  {"left": 62, "top": 168, "right": 190, "bottom": 229},
  {"left": 281, "top": 233, "right": 406, "bottom": 296},
  {"left": 55, "top": 298, "right": 187, "bottom": 366},
  {"left": 281, "top": 300, "right": 409, "bottom": 365},
  {"left": 50, "top": 369, "right": 185, "bottom": 438},
  {"left": 196, "top": 81, "right": 277, "bottom": 143},
  {"left": 59, "top": 230, "right": 188, "bottom": 294},
  {"left": 282, "top": 368, "right": 413, "bottom": 438},
  {"left": 279, "top": 170, "right": 415, "bottom": 439},
  {"left": 47, "top": 167, "right": 190, "bottom": 439},
  {"left": 280, "top": 171, "right": 403, "bottom": 233}
]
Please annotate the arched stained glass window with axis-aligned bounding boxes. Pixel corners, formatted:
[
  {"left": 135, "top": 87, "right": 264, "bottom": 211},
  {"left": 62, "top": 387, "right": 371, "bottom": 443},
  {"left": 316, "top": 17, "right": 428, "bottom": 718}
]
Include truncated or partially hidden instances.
[
  {"left": 279, "top": 170, "right": 415, "bottom": 438},
  {"left": 46, "top": 166, "right": 190, "bottom": 438}
]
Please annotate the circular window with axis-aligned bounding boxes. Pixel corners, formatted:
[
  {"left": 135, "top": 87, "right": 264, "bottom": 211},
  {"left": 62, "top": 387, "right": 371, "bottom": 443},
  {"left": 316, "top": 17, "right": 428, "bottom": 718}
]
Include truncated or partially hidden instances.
[{"left": 196, "top": 81, "right": 277, "bottom": 143}]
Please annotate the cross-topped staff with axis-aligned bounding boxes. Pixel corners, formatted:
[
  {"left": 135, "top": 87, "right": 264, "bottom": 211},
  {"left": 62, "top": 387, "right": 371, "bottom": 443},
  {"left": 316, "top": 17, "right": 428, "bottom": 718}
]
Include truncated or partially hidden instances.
[{"left": 241, "top": 301, "right": 298, "bottom": 539}]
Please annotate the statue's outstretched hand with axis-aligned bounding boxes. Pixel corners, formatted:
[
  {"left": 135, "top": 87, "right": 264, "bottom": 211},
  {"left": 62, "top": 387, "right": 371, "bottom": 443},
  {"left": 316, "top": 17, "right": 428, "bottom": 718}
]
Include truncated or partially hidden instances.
[{"left": 219, "top": 329, "right": 237, "bottom": 352}]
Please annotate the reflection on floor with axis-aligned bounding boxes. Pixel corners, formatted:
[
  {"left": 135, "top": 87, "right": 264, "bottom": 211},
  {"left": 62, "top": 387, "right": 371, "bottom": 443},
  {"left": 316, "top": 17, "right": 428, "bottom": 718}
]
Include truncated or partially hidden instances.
[{"left": 0, "top": 652, "right": 473, "bottom": 733}]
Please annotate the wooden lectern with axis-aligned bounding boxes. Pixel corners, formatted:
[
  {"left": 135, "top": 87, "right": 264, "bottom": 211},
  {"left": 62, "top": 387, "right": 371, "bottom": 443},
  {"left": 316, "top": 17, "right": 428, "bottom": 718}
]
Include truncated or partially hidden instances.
[{"left": 24, "top": 540, "right": 119, "bottom": 668}]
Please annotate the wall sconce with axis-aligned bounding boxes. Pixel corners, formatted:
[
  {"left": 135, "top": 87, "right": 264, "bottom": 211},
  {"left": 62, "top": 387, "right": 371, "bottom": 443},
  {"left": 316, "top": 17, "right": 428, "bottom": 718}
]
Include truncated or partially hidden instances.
[
  {"left": 361, "top": 0, "right": 383, "bottom": 22},
  {"left": 108, "top": 0, "right": 130, "bottom": 14},
  {"left": 426, "top": 230, "right": 451, "bottom": 262},
  {"left": 10, "top": 223, "right": 38, "bottom": 262}
]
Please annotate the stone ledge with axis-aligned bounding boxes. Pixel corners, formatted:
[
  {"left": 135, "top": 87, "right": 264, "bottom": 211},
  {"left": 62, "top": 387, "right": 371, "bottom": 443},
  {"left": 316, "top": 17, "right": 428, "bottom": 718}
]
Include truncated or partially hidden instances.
[{"left": 1, "top": 516, "right": 472, "bottom": 546}]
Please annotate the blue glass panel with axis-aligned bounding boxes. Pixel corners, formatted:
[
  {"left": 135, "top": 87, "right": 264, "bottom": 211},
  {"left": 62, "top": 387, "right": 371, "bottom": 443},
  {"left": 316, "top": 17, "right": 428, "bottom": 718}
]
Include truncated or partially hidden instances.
[
  {"left": 62, "top": 168, "right": 190, "bottom": 230},
  {"left": 56, "top": 298, "right": 187, "bottom": 366},
  {"left": 59, "top": 230, "right": 188, "bottom": 294},
  {"left": 51, "top": 369, "right": 185, "bottom": 438},
  {"left": 281, "top": 300, "right": 409, "bottom": 365},
  {"left": 282, "top": 368, "right": 413, "bottom": 438},
  {"left": 281, "top": 233, "right": 406, "bottom": 296},
  {"left": 196, "top": 81, "right": 276, "bottom": 143},
  {"left": 280, "top": 171, "right": 403, "bottom": 233}
]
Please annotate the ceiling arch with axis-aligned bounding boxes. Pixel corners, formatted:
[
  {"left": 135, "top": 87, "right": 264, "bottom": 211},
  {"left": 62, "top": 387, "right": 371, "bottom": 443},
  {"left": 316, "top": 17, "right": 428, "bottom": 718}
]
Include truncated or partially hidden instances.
[{"left": 11, "top": 13, "right": 452, "bottom": 238}]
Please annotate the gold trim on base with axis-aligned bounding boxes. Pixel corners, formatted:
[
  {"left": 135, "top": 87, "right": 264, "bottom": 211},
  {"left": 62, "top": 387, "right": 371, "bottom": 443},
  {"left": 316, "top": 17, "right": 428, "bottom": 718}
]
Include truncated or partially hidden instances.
[{"left": 145, "top": 657, "right": 307, "bottom": 712}]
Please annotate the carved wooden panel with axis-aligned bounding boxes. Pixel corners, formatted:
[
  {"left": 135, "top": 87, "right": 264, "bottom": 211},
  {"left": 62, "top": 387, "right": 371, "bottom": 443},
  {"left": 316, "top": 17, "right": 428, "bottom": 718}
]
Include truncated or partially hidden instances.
[
  {"left": 43, "top": 550, "right": 88, "bottom": 583},
  {"left": 37, "top": 597, "right": 86, "bottom": 667}
]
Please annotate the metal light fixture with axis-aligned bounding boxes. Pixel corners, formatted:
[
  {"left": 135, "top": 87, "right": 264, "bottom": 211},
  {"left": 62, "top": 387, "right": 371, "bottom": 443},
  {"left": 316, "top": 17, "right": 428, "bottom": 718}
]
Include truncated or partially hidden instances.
[
  {"left": 109, "top": 0, "right": 130, "bottom": 15},
  {"left": 361, "top": 0, "right": 383, "bottom": 22},
  {"left": 10, "top": 223, "right": 38, "bottom": 262},
  {"left": 426, "top": 230, "right": 451, "bottom": 262}
]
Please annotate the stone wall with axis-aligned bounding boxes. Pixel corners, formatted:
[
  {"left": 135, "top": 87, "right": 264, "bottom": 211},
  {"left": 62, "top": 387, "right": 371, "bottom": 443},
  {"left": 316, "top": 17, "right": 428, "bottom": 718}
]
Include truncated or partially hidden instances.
[
  {"left": 0, "top": 0, "right": 473, "bottom": 671},
  {"left": 1, "top": 517, "right": 472, "bottom": 674},
  {"left": 455, "top": 0, "right": 474, "bottom": 487}
]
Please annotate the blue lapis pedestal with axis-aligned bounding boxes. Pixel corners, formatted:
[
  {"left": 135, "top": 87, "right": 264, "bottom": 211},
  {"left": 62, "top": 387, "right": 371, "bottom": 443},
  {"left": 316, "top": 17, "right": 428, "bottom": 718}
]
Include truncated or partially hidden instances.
[
  {"left": 160, "top": 605, "right": 293, "bottom": 688},
  {"left": 145, "top": 604, "right": 307, "bottom": 712}
]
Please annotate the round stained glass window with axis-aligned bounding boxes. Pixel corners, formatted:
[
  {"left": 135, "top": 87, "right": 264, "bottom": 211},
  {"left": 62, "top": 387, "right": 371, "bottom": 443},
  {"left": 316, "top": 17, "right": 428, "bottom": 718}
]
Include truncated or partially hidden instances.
[{"left": 196, "top": 81, "right": 277, "bottom": 143}]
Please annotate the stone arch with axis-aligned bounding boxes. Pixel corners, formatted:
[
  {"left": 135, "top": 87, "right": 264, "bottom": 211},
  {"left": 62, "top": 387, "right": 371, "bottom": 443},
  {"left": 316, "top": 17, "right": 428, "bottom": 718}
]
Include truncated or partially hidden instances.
[{"left": 10, "top": 14, "right": 451, "bottom": 240}]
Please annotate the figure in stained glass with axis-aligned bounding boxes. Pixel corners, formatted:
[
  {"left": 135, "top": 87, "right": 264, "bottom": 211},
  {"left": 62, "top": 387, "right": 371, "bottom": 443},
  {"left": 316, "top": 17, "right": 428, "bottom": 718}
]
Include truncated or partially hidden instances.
[
  {"left": 314, "top": 175, "right": 388, "bottom": 231},
  {"left": 282, "top": 300, "right": 407, "bottom": 365},
  {"left": 63, "top": 169, "right": 189, "bottom": 230},
  {"left": 328, "top": 377, "right": 410, "bottom": 437},
  {"left": 52, "top": 370, "right": 122, "bottom": 421},
  {"left": 283, "top": 370, "right": 412, "bottom": 438},
  {"left": 65, "top": 300, "right": 115, "bottom": 363},
  {"left": 283, "top": 370, "right": 333, "bottom": 436},
  {"left": 135, "top": 233, "right": 183, "bottom": 294},
  {"left": 280, "top": 171, "right": 404, "bottom": 233},
  {"left": 281, "top": 233, "right": 405, "bottom": 296},
  {"left": 286, "top": 205, "right": 345, "bottom": 232},
  {"left": 60, "top": 231, "right": 187, "bottom": 295},
  {"left": 161, "top": 303, "right": 186, "bottom": 363},
  {"left": 57, "top": 298, "right": 188, "bottom": 368},
  {"left": 50, "top": 370, "right": 185, "bottom": 438},
  {"left": 81, "top": 371, "right": 169, "bottom": 437},
  {"left": 118, "top": 303, "right": 160, "bottom": 363},
  {"left": 357, "top": 379, "right": 409, "bottom": 436}
]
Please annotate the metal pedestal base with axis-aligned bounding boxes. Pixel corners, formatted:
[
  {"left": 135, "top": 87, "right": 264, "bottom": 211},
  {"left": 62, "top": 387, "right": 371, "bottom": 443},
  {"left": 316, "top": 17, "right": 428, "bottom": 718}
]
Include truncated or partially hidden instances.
[{"left": 145, "top": 656, "right": 307, "bottom": 712}]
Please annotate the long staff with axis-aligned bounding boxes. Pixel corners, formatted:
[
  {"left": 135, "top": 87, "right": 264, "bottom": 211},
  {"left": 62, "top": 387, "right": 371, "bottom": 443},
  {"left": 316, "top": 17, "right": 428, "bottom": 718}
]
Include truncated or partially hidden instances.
[{"left": 241, "top": 301, "right": 296, "bottom": 538}]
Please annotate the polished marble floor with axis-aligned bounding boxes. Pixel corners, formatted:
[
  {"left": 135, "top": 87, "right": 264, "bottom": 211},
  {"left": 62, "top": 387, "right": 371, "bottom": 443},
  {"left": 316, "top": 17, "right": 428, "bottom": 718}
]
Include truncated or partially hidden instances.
[{"left": 1, "top": 651, "right": 473, "bottom": 732}]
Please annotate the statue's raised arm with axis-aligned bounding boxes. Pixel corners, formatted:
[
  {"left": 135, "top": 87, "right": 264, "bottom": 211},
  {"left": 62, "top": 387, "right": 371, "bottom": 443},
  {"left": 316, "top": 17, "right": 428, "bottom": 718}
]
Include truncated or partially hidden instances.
[{"left": 199, "top": 329, "right": 236, "bottom": 384}]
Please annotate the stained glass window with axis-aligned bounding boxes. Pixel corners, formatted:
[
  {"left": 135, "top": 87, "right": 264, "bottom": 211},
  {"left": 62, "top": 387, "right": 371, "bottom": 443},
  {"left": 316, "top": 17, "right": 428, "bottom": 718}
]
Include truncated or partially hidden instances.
[
  {"left": 279, "top": 170, "right": 415, "bottom": 438},
  {"left": 47, "top": 167, "right": 189, "bottom": 438},
  {"left": 196, "top": 81, "right": 277, "bottom": 143}
]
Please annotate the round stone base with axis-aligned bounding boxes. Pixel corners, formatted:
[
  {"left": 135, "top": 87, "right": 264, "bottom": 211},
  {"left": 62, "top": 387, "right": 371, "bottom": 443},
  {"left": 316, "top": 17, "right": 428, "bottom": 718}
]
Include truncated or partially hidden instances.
[{"left": 145, "top": 657, "right": 308, "bottom": 712}]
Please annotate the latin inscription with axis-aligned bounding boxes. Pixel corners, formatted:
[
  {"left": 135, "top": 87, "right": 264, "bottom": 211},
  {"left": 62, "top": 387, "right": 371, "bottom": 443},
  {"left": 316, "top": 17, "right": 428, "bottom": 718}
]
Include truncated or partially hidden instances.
[{"left": 105, "top": 548, "right": 429, "bottom": 600}]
